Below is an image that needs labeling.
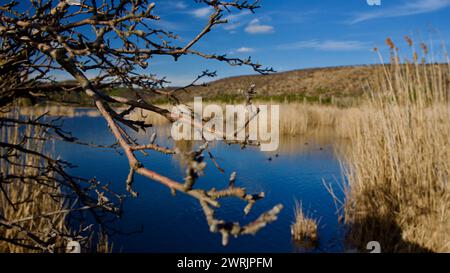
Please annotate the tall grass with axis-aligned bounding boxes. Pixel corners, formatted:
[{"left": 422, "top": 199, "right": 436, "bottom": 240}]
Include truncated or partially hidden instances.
[
  {"left": 0, "top": 113, "right": 112, "bottom": 253},
  {"left": 128, "top": 102, "right": 358, "bottom": 137},
  {"left": 341, "top": 41, "right": 450, "bottom": 252},
  {"left": 0, "top": 117, "right": 69, "bottom": 252}
]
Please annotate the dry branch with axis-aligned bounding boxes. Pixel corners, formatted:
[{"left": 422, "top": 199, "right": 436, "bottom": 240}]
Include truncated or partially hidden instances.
[{"left": 0, "top": 0, "right": 280, "bottom": 247}]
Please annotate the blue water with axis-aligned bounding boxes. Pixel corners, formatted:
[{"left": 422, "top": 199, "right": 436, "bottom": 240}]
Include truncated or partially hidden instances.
[{"left": 55, "top": 114, "right": 346, "bottom": 252}]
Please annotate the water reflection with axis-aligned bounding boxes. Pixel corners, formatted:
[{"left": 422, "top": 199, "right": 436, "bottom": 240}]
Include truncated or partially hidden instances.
[{"left": 49, "top": 110, "right": 347, "bottom": 252}]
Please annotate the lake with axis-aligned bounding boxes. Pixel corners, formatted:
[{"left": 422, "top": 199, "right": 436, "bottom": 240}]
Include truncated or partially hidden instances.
[{"left": 54, "top": 111, "right": 346, "bottom": 253}]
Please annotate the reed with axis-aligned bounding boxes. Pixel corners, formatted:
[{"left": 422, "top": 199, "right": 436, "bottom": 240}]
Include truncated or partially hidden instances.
[
  {"left": 0, "top": 113, "right": 112, "bottom": 253},
  {"left": 291, "top": 201, "right": 318, "bottom": 244},
  {"left": 0, "top": 115, "right": 69, "bottom": 252},
  {"left": 341, "top": 40, "right": 450, "bottom": 252},
  {"left": 128, "top": 102, "right": 354, "bottom": 137},
  {"left": 18, "top": 105, "right": 101, "bottom": 118}
]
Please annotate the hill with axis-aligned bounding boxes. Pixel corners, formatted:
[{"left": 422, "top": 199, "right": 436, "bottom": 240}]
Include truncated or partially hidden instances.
[
  {"left": 181, "top": 65, "right": 377, "bottom": 101},
  {"left": 37, "top": 65, "right": 380, "bottom": 106}
]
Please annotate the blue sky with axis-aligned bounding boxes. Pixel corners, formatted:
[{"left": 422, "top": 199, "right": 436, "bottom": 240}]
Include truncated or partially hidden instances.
[
  {"left": 145, "top": 0, "right": 450, "bottom": 86},
  {"left": 30, "top": 0, "right": 448, "bottom": 85}
]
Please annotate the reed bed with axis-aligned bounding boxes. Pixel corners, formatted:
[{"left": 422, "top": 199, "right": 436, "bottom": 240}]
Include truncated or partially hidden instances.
[
  {"left": 0, "top": 113, "right": 112, "bottom": 253},
  {"left": 0, "top": 117, "right": 69, "bottom": 252},
  {"left": 19, "top": 105, "right": 100, "bottom": 118},
  {"left": 128, "top": 102, "right": 356, "bottom": 137},
  {"left": 341, "top": 42, "right": 450, "bottom": 252}
]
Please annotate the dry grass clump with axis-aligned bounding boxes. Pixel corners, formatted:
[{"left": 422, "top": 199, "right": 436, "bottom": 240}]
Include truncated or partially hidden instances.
[
  {"left": 342, "top": 39, "right": 450, "bottom": 252},
  {"left": 291, "top": 201, "right": 318, "bottom": 244}
]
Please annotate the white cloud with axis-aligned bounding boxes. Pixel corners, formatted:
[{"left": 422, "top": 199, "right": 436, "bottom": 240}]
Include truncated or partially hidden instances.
[
  {"left": 224, "top": 10, "right": 252, "bottom": 22},
  {"left": 235, "top": 47, "right": 255, "bottom": 53},
  {"left": 222, "top": 10, "right": 252, "bottom": 31},
  {"left": 191, "top": 7, "right": 213, "bottom": 18},
  {"left": 224, "top": 22, "right": 241, "bottom": 30},
  {"left": 278, "top": 40, "right": 369, "bottom": 51},
  {"left": 236, "top": 47, "right": 254, "bottom": 53},
  {"left": 174, "top": 1, "right": 187, "bottom": 10},
  {"left": 350, "top": 0, "right": 450, "bottom": 24},
  {"left": 244, "top": 19, "right": 274, "bottom": 34}
]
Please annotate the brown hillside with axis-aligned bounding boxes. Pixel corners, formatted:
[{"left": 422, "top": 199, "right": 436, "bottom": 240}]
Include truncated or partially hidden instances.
[{"left": 179, "top": 65, "right": 378, "bottom": 100}]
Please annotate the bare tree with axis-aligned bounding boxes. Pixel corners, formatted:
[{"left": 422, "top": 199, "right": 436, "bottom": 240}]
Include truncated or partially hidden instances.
[{"left": 0, "top": 0, "right": 281, "bottom": 249}]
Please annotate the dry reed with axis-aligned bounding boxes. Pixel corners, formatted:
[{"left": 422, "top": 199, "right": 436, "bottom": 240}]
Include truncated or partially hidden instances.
[
  {"left": 341, "top": 41, "right": 450, "bottom": 252},
  {"left": 128, "top": 102, "right": 356, "bottom": 137},
  {"left": 0, "top": 116, "right": 69, "bottom": 252},
  {"left": 0, "top": 113, "right": 113, "bottom": 253},
  {"left": 291, "top": 201, "right": 318, "bottom": 244}
]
